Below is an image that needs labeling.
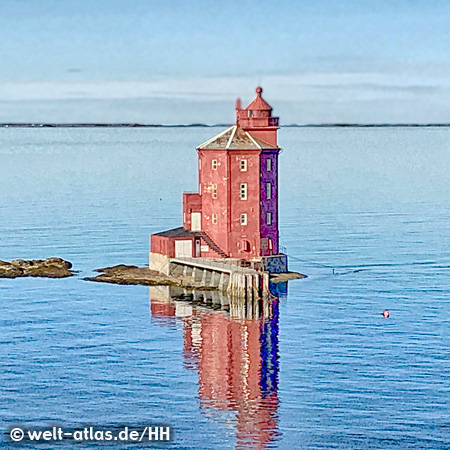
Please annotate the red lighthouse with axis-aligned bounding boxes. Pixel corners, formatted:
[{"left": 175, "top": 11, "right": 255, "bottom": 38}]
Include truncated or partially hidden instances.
[{"left": 151, "top": 87, "right": 284, "bottom": 267}]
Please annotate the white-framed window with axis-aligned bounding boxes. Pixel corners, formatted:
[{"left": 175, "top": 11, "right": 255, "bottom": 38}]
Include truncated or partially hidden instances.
[
  {"left": 212, "top": 160, "right": 218, "bottom": 170},
  {"left": 248, "top": 110, "right": 253, "bottom": 117},
  {"left": 266, "top": 158, "right": 272, "bottom": 171},
  {"left": 240, "top": 159, "right": 247, "bottom": 171},
  {"left": 212, "top": 184, "right": 217, "bottom": 199},
  {"left": 240, "top": 213, "right": 247, "bottom": 225},
  {"left": 266, "top": 182, "right": 272, "bottom": 200},
  {"left": 212, "top": 214, "right": 218, "bottom": 224},
  {"left": 240, "top": 183, "right": 247, "bottom": 200},
  {"left": 266, "top": 212, "right": 272, "bottom": 225}
]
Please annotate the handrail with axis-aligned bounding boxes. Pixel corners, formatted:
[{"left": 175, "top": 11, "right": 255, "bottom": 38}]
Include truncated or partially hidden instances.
[{"left": 172, "top": 256, "right": 260, "bottom": 275}]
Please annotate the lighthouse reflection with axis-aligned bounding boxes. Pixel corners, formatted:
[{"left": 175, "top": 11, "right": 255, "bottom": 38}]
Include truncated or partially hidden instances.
[{"left": 150, "top": 287, "right": 281, "bottom": 449}]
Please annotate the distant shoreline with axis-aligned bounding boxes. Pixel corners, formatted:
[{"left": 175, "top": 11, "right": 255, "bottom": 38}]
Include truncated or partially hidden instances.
[{"left": 1, "top": 123, "right": 450, "bottom": 128}]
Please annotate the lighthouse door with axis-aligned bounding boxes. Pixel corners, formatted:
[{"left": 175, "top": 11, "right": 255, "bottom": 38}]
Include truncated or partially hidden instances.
[
  {"left": 175, "top": 240, "right": 193, "bottom": 257},
  {"left": 191, "top": 212, "right": 201, "bottom": 231}
]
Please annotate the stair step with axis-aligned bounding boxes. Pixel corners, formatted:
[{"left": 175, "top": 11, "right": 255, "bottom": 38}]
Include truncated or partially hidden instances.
[{"left": 197, "top": 232, "right": 228, "bottom": 257}]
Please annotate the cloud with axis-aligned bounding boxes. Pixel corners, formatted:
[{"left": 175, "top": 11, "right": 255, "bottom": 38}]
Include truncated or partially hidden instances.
[
  {"left": 1, "top": 67, "right": 449, "bottom": 103},
  {"left": 1, "top": 66, "right": 449, "bottom": 123}
]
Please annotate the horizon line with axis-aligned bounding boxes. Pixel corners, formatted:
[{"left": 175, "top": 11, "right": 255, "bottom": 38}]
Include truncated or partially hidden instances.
[{"left": 1, "top": 123, "right": 450, "bottom": 129}]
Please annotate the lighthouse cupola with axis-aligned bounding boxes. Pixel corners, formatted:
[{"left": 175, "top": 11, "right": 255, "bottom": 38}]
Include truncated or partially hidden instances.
[{"left": 236, "top": 87, "right": 279, "bottom": 147}]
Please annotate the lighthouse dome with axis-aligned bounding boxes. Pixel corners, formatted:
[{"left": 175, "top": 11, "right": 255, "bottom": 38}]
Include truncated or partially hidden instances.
[{"left": 245, "top": 86, "right": 273, "bottom": 111}]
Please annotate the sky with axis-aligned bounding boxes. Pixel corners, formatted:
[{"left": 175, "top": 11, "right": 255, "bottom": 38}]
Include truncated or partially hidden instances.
[{"left": 1, "top": 0, "right": 450, "bottom": 123}]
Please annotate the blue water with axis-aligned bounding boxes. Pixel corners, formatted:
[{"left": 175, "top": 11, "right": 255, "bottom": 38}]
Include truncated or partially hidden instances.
[{"left": 0, "top": 127, "right": 449, "bottom": 449}]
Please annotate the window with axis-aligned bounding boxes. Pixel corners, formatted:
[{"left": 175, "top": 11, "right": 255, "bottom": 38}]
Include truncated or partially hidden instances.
[
  {"left": 212, "top": 214, "right": 218, "bottom": 224},
  {"left": 212, "top": 160, "right": 218, "bottom": 170},
  {"left": 266, "top": 158, "right": 272, "bottom": 171},
  {"left": 266, "top": 212, "right": 272, "bottom": 225},
  {"left": 240, "top": 183, "right": 247, "bottom": 200},
  {"left": 212, "top": 184, "right": 217, "bottom": 199},
  {"left": 248, "top": 110, "right": 253, "bottom": 117},
  {"left": 240, "top": 159, "right": 247, "bottom": 171},
  {"left": 241, "top": 240, "right": 251, "bottom": 252},
  {"left": 266, "top": 182, "right": 272, "bottom": 200},
  {"left": 240, "top": 213, "right": 247, "bottom": 225}
]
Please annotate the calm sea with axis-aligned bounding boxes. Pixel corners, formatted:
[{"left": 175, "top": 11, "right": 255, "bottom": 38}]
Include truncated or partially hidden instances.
[{"left": 0, "top": 126, "right": 449, "bottom": 449}]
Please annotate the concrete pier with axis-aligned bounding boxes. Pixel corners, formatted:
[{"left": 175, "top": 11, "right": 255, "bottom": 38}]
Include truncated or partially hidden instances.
[{"left": 149, "top": 253, "right": 278, "bottom": 298}]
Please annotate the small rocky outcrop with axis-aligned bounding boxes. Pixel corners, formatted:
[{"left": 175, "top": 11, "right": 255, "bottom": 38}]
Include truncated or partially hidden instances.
[
  {"left": 270, "top": 271, "right": 307, "bottom": 283},
  {"left": 84, "top": 264, "right": 214, "bottom": 289},
  {"left": 0, "top": 258, "right": 73, "bottom": 278},
  {"left": 84, "top": 265, "right": 180, "bottom": 286}
]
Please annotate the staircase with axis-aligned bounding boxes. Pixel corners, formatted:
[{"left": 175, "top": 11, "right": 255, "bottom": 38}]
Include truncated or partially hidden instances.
[{"left": 196, "top": 232, "right": 228, "bottom": 258}]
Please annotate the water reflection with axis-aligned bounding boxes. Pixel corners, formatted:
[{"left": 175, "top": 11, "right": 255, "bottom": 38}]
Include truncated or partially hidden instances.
[{"left": 150, "top": 286, "right": 281, "bottom": 449}]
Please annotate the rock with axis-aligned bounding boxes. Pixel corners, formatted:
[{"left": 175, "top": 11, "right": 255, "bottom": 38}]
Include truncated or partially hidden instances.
[
  {"left": 85, "top": 264, "right": 210, "bottom": 289},
  {"left": 0, "top": 258, "right": 74, "bottom": 278},
  {"left": 11, "top": 259, "right": 30, "bottom": 268},
  {"left": 0, "top": 264, "right": 24, "bottom": 278},
  {"left": 270, "top": 271, "right": 307, "bottom": 283},
  {"left": 95, "top": 264, "right": 139, "bottom": 274},
  {"left": 44, "top": 257, "right": 73, "bottom": 269}
]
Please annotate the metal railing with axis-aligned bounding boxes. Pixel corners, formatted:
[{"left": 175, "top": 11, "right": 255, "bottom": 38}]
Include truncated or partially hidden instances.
[{"left": 172, "top": 256, "right": 260, "bottom": 275}]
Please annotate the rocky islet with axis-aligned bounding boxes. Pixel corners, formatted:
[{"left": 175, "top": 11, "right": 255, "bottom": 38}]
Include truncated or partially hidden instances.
[{"left": 0, "top": 258, "right": 74, "bottom": 278}]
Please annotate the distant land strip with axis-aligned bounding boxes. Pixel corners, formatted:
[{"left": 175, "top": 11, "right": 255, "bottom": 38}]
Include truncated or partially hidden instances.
[{"left": 1, "top": 123, "right": 450, "bottom": 128}]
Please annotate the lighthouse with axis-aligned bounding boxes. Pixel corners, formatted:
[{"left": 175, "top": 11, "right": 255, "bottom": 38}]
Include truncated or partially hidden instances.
[{"left": 150, "top": 87, "right": 286, "bottom": 273}]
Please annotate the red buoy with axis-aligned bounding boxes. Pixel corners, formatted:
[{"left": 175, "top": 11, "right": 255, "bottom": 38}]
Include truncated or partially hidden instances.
[{"left": 382, "top": 310, "right": 390, "bottom": 318}]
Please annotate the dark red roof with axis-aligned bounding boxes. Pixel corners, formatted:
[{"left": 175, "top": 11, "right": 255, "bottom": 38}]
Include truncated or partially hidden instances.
[{"left": 245, "top": 86, "right": 272, "bottom": 111}]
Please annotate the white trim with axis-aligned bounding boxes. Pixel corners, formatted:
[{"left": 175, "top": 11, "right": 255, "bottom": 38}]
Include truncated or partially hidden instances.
[
  {"left": 240, "top": 183, "right": 247, "bottom": 200},
  {"left": 245, "top": 131, "right": 262, "bottom": 149},
  {"left": 266, "top": 182, "right": 272, "bottom": 199},
  {"left": 197, "top": 125, "right": 235, "bottom": 149},
  {"left": 226, "top": 125, "right": 237, "bottom": 149}
]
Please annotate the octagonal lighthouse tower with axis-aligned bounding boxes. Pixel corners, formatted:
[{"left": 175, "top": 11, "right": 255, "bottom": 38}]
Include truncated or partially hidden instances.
[{"left": 150, "top": 87, "right": 285, "bottom": 271}]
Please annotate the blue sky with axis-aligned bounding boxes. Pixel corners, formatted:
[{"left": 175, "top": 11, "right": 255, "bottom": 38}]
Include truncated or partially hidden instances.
[{"left": 1, "top": 0, "right": 450, "bottom": 123}]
